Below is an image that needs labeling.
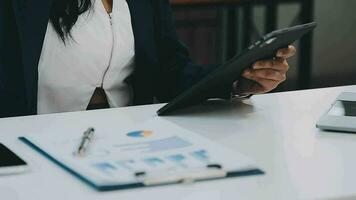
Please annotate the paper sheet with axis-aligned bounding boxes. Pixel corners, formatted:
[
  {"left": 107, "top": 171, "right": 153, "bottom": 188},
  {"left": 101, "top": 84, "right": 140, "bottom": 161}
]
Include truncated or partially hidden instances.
[{"left": 23, "top": 118, "right": 258, "bottom": 186}]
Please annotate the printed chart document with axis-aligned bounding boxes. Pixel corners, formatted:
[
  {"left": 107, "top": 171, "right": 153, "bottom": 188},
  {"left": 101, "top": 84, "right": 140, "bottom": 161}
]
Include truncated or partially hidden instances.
[{"left": 20, "top": 119, "right": 263, "bottom": 191}]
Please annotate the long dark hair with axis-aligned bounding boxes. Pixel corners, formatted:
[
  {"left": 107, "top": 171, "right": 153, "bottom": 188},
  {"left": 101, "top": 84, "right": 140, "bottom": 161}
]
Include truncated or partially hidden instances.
[{"left": 49, "top": 0, "right": 92, "bottom": 41}]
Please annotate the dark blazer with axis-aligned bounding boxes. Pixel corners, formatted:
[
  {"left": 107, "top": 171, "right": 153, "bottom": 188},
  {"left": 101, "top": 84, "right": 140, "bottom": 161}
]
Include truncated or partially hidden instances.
[{"left": 0, "top": 0, "right": 229, "bottom": 118}]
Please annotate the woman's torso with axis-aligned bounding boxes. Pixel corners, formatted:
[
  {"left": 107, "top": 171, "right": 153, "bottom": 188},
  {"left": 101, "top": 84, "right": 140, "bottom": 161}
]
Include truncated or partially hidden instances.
[{"left": 37, "top": 0, "right": 135, "bottom": 114}]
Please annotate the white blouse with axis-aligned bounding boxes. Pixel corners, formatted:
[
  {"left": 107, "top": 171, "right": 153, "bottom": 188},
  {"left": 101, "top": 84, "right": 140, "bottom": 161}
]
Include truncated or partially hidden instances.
[{"left": 37, "top": 0, "right": 135, "bottom": 114}]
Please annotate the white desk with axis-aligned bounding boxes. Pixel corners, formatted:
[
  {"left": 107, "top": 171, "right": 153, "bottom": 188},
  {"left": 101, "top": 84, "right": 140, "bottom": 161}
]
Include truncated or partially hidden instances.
[{"left": 1, "top": 85, "right": 356, "bottom": 200}]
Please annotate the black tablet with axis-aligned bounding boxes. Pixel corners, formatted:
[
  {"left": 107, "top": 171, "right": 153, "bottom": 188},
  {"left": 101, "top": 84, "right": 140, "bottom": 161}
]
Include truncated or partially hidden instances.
[{"left": 157, "top": 22, "right": 317, "bottom": 116}]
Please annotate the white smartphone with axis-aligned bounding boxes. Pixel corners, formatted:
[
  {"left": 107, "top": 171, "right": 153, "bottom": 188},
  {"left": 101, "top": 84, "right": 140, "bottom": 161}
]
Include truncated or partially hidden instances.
[
  {"left": 0, "top": 143, "right": 29, "bottom": 175},
  {"left": 317, "top": 92, "right": 356, "bottom": 133}
]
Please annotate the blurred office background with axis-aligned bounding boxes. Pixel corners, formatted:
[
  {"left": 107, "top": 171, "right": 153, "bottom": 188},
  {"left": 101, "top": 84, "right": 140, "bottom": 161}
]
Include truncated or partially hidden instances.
[{"left": 171, "top": 0, "right": 356, "bottom": 92}]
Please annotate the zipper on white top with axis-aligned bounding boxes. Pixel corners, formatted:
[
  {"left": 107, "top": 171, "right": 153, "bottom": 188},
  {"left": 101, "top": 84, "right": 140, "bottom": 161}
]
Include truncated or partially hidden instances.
[
  {"left": 108, "top": 13, "right": 112, "bottom": 25},
  {"left": 100, "top": 12, "right": 114, "bottom": 88}
]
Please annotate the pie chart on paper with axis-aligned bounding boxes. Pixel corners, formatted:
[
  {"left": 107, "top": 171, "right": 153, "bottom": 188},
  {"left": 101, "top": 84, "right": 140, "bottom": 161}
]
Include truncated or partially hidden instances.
[{"left": 126, "top": 130, "right": 153, "bottom": 138}]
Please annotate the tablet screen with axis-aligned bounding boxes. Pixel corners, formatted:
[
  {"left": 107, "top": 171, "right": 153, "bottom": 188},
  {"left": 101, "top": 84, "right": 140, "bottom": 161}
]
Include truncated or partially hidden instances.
[{"left": 328, "top": 101, "right": 356, "bottom": 117}]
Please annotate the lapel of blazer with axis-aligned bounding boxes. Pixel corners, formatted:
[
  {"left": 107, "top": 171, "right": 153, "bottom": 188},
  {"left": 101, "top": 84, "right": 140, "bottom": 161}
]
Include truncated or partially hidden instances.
[
  {"left": 12, "top": 0, "right": 53, "bottom": 113},
  {"left": 126, "top": 0, "right": 158, "bottom": 69},
  {"left": 126, "top": 0, "right": 158, "bottom": 103}
]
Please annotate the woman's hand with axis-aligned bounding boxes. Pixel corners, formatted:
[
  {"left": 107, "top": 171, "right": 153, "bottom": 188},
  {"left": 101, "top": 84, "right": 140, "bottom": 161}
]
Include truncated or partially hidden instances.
[{"left": 233, "top": 45, "right": 296, "bottom": 96}]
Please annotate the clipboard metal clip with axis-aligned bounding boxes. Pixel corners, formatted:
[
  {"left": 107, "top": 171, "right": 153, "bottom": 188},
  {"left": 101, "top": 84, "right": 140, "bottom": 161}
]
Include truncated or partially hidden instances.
[{"left": 135, "top": 164, "right": 227, "bottom": 186}]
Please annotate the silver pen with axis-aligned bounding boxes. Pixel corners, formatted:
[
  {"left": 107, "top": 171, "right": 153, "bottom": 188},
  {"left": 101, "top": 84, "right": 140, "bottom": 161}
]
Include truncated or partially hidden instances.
[{"left": 76, "top": 127, "right": 95, "bottom": 157}]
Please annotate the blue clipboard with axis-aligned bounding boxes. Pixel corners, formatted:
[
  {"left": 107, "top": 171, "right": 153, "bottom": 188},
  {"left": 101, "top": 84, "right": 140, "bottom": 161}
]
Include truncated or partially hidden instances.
[{"left": 19, "top": 136, "right": 264, "bottom": 191}]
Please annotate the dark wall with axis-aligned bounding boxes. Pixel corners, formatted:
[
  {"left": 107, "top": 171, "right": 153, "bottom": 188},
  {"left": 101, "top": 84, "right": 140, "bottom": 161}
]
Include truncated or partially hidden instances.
[
  {"left": 172, "top": 1, "right": 356, "bottom": 91},
  {"left": 174, "top": 9, "right": 219, "bottom": 65}
]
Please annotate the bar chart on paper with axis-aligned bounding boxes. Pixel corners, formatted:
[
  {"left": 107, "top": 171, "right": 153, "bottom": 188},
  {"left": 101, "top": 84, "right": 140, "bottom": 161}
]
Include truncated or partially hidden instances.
[
  {"left": 88, "top": 131, "right": 214, "bottom": 177},
  {"left": 91, "top": 148, "right": 213, "bottom": 176}
]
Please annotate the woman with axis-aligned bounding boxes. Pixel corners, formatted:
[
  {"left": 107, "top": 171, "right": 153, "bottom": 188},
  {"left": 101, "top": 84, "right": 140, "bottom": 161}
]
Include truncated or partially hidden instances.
[{"left": 0, "top": 0, "right": 295, "bottom": 118}]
